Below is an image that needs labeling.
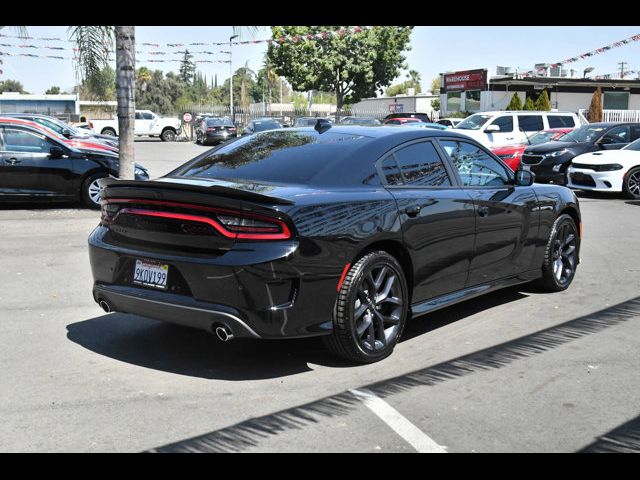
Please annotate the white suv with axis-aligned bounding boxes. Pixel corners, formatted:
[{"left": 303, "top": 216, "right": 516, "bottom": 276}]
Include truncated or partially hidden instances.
[{"left": 454, "top": 111, "right": 580, "bottom": 148}]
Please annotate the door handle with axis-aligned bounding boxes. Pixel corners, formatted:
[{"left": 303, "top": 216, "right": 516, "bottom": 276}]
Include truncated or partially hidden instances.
[
  {"left": 477, "top": 206, "right": 490, "bottom": 217},
  {"left": 404, "top": 205, "right": 421, "bottom": 217},
  {"left": 5, "top": 158, "right": 21, "bottom": 165}
]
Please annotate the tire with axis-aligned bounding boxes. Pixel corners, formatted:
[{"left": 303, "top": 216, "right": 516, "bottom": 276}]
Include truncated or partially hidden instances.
[
  {"left": 195, "top": 132, "right": 201, "bottom": 144},
  {"left": 323, "top": 251, "right": 409, "bottom": 363},
  {"left": 622, "top": 166, "right": 640, "bottom": 199},
  {"left": 160, "top": 128, "right": 177, "bottom": 142},
  {"left": 101, "top": 128, "right": 116, "bottom": 137},
  {"left": 81, "top": 173, "right": 107, "bottom": 209},
  {"left": 536, "top": 214, "right": 579, "bottom": 291}
]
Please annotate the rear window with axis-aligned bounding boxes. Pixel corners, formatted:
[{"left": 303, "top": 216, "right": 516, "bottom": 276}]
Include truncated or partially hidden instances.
[
  {"left": 253, "top": 120, "right": 282, "bottom": 132},
  {"left": 206, "top": 118, "right": 234, "bottom": 127},
  {"left": 173, "top": 130, "right": 371, "bottom": 185},
  {"left": 548, "top": 115, "right": 576, "bottom": 128},
  {"left": 517, "top": 115, "right": 544, "bottom": 132}
]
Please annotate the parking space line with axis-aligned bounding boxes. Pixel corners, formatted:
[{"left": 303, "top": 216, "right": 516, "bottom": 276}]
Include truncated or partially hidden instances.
[{"left": 350, "top": 388, "right": 447, "bottom": 453}]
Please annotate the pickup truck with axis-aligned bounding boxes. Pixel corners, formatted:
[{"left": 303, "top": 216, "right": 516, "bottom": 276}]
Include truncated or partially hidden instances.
[{"left": 90, "top": 110, "right": 182, "bottom": 141}]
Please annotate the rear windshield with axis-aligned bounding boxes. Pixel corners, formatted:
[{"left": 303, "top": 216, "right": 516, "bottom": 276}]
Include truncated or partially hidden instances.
[
  {"left": 206, "top": 118, "right": 234, "bottom": 127},
  {"left": 253, "top": 120, "right": 282, "bottom": 132},
  {"left": 173, "top": 130, "right": 371, "bottom": 185}
]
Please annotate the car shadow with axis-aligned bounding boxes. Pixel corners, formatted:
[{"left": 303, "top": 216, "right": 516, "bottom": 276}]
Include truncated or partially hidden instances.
[
  {"left": 0, "top": 201, "right": 86, "bottom": 210},
  {"left": 625, "top": 200, "right": 640, "bottom": 207},
  {"left": 574, "top": 190, "right": 623, "bottom": 201},
  {"left": 66, "top": 286, "right": 530, "bottom": 381}
]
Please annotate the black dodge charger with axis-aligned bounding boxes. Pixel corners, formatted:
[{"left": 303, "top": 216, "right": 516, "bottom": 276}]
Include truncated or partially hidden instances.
[{"left": 89, "top": 125, "right": 581, "bottom": 363}]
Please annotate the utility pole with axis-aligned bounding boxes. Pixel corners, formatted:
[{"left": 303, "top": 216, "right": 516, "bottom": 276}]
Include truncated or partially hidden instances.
[
  {"left": 618, "top": 61, "right": 627, "bottom": 79},
  {"left": 229, "top": 34, "right": 238, "bottom": 123}
]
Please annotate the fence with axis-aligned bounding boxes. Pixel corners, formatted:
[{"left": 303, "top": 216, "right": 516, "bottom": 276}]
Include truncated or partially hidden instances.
[{"left": 578, "top": 109, "right": 640, "bottom": 123}]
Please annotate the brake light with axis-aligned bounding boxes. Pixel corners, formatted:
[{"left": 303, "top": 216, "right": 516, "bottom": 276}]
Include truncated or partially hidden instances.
[
  {"left": 206, "top": 127, "right": 216, "bottom": 131},
  {"left": 228, "top": 127, "right": 237, "bottom": 132},
  {"left": 101, "top": 199, "right": 291, "bottom": 240}
]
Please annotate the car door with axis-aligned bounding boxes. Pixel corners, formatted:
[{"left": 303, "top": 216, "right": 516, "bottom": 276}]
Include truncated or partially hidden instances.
[
  {"left": 482, "top": 114, "right": 517, "bottom": 146},
  {"left": 382, "top": 139, "right": 476, "bottom": 302},
  {"left": 438, "top": 138, "right": 539, "bottom": 286},
  {"left": 0, "top": 126, "right": 74, "bottom": 198},
  {"left": 134, "top": 111, "right": 152, "bottom": 134}
]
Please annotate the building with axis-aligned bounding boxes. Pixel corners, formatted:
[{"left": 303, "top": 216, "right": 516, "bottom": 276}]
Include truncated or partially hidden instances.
[
  {"left": 0, "top": 92, "right": 79, "bottom": 118},
  {"left": 439, "top": 67, "right": 640, "bottom": 116},
  {"left": 351, "top": 91, "right": 439, "bottom": 119}
]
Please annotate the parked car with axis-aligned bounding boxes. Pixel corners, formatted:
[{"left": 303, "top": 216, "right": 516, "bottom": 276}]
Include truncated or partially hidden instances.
[
  {"left": 383, "top": 112, "right": 432, "bottom": 123},
  {"left": 521, "top": 122, "right": 640, "bottom": 184},
  {"left": 383, "top": 117, "right": 424, "bottom": 125},
  {"left": 455, "top": 111, "right": 579, "bottom": 148},
  {"left": 0, "top": 121, "right": 148, "bottom": 208},
  {"left": 0, "top": 113, "right": 119, "bottom": 149},
  {"left": 91, "top": 110, "right": 182, "bottom": 142},
  {"left": 568, "top": 137, "right": 640, "bottom": 199},
  {"left": 339, "top": 117, "right": 381, "bottom": 126},
  {"left": 436, "top": 118, "right": 463, "bottom": 128},
  {"left": 397, "top": 122, "right": 449, "bottom": 130},
  {"left": 195, "top": 117, "right": 238, "bottom": 145},
  {"left": 242, "top": 118, "right": 284, "bottom": 135},
  {"left": 89, "top": 125, "right": 581, "bottom": 363},
  {"left": 491, "top": 128, "right": 574, "bottom": 171},
  {"left": 0, "top": 117, "right": 119, "bottom": 153}
]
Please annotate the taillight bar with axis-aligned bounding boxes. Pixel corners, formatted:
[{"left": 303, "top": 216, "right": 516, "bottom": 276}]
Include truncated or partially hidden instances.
[{"left": 103, "top": 198, "right": 291, "bottom": 240}]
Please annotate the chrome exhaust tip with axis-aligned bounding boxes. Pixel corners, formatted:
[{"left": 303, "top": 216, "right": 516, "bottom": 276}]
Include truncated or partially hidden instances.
[
  {"left": 215, "top": 325, "right": 234, "bottom": 342},
  {"left": 98, "top": 299, "right": 112, "bottom": 313}
]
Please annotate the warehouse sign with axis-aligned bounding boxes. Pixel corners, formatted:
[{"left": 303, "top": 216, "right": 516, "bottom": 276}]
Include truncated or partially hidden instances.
[
  {"left": 389, "top": 103, "right": 404, "bottom": 113},
  {"left": 444, "top": 69, "right": 487, "bottom": 91}
]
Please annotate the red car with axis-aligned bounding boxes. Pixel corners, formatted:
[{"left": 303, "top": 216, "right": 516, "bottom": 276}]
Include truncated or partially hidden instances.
[
  {"left": 383, "top": 117, "right": 423, "bottom": 125},
  {"left": 491, "top": 128, "right": 573, "bottom": 171},
  {"left": 0, "top": 117, "right": 119, "bottom": 153}
]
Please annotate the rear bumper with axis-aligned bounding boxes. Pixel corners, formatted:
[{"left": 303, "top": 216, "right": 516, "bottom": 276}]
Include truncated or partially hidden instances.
[{"left": 88, "top": 226, "right": 339, "bottom": 339}]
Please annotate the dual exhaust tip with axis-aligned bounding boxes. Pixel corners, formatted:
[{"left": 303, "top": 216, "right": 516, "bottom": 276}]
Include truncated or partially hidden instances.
[{"left": 98, "top": 297, "right": 234, "bottom": 342}]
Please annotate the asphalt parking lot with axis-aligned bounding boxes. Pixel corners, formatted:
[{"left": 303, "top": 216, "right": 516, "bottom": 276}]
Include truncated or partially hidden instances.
[{"left": 1, "top": 139, "right": 639, "bottom": 452}]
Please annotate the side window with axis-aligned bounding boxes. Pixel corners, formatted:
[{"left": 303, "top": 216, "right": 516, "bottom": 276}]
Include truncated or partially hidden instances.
[
  {"left": 1, "top": 128, "right": 50, "bottom": 153},
  {"left": 393, "top": 141, "right": 451, "bottom": 187},
  {"left": 380, "top": 156, "right": 403, "bottom": 185},
  {"left": 487, "top": 115, "right": 513, "bottom": 133},
  {"left": 142, "top": 112, "right": 154, "bottom": 120},
  {"left": 135, "top": 112, "right": 143, "bottom": 120},
  {"left": 603, "top": 125, "right": 630, "bottom": 144},
  {"left": 548, "top": 115, "right": 575, "bottom": 128},
  {"left": 440, "top": 140, "right": 510, "bottom": 187},
  {"left": 517, "top": 115, "right": 544, "bottom": 132},
  {"left": 631, "top": 126, "right": 640, "bottom": 142}
]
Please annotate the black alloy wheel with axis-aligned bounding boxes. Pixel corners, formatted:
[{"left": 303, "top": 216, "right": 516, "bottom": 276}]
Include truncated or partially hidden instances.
[
  {"left": 324, "top": 251, "right": 408, "bottom": 363},
  {"left": 537, "top": 214, "right": 579, "bottom": 291}
]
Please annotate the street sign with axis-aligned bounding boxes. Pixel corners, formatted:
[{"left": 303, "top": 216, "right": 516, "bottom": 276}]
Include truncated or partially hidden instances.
[{"left": 182, "top": 112, "right": 193, "bottom": 123}]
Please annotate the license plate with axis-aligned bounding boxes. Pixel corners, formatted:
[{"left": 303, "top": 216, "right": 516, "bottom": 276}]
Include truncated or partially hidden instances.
[{"left": 133, "top": 259, "right": 169, "bottom": 290}]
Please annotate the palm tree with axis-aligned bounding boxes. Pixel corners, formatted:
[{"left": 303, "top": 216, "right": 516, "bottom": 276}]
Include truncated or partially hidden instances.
[
  {"left": 262, "top": 58, "right": 279, "bottom": 111},
  {"left": 406, "top": 69, "right": 422, "bottom": 93}
]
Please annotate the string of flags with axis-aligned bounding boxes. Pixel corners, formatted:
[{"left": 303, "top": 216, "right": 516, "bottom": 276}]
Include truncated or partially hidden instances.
[
  {"left": 0, "top": 43, "right": 231, "bottom": 56},
  {"left": 517, "top": 33, "right": 640, "bottom": 77},
  {"left": 0, "top": 26, "right": 370, "bottom": 47},
  {"left": 0, "top": 52, "right": 230, "bottom": 64}
]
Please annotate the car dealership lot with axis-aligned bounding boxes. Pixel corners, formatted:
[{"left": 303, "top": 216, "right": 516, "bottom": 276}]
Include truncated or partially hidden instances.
[{"left": 0, "top": 140, "right": 639, "bottom": 452}]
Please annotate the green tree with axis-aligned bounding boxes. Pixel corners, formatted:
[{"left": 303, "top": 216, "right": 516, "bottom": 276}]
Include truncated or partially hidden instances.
[
  {"left": 0, "top": 79, "right": 26, "bottom": 93},
  {"left": 588, "top": 87, "right": 603, "bottom": 122},
  {"left": 179, "top": 49, "right": 196, "bottom": 85},
  {"left": 431, "top": 98, "right": 441, "bottom": 111},
  {"left": 535, "top": 89, "right": 551, "bottom": 111},
  {"left": 430, "top": 76, "right": 440, "bottom": 94},
  {"left": 82, "top": 65, "right": 116, "bottom": 101},
  {"left": 506, "top": 92, "right": 522, "bottom": 110},
  {"left": 267, "top": 26, "right": 413, "bottom": 116},
  {"left": 45, "top": 86, "right": 61, "bottom": 94},
  {"left": 386, "top": 83, "right": 408, "bottom": 97},
  {"left": 523, "top": 96, "right": 535, "bottom": 111}
]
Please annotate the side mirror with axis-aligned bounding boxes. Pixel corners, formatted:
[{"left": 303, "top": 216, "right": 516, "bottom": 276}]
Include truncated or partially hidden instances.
[
  {"left": 515, "top": 169, "right": 535, "bottom": 186},
  {"left": 50, "top": 146, "right": 65, "bottom": 159},
  {"left": 485, "top": 124, "right": 500, "bottom": 133},
  {"left": 61, "top": 128, "right": 72, "bottom": 138}
]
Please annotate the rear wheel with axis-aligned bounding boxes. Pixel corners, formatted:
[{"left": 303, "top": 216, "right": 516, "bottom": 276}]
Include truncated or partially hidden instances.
[
  {"left": 622, "top": 167, "right": 640, "bottom": 199},
  {"left": 101, "top": 128, "right": 116, "bottom": 137},
  {"left": 81, "top": 173, "right": 107, "bottom": 209},
  {"left": 536, "top": 214, "right": 579, "bottom": 291},
  {"left": 323, "top": 251, "right": 409, "bottom": 363}
]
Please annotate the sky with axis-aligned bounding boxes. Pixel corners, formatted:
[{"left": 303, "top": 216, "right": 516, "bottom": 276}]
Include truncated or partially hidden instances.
[{"left": 1, "top": 26, "right": 639, "bottom": 95}]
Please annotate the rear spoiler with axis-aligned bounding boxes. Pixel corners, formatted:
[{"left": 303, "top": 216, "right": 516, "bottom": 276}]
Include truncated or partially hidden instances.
[{"left": 97, "top": 177, "right": 294, "bottom": 206}]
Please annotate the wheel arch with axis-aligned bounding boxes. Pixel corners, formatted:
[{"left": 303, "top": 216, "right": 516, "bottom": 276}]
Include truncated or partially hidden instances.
[
  {"left": 351, "top": 239, "right": 414, "bottom": 298},
  {"left": 100, "top": 127, "right": 117, "bottom": 135}
]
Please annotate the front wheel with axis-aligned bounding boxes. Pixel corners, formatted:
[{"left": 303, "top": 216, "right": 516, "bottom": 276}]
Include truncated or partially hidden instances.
[
  {"left": 323, "top": 251, "right": 409, "bottom": 363},
  {"left": 622, "top": 166, "right": 640, "bottom": 199},
  {"left": 81, "top": 173, "right": 106, "bottom": 209},
  {"left": 536, "top": 214, "right": 579, "bottom": 291},
  {"left": 160, "top": 128, "right": 177, "bottom": 142}
]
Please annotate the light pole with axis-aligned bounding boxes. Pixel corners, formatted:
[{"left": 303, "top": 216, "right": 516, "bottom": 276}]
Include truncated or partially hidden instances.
[
  {"left": 229, "top": 35, "right": 238, "bottom": 123},
  {"left": 583, "top": 67, "right": 595, "bottom": 79}
]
